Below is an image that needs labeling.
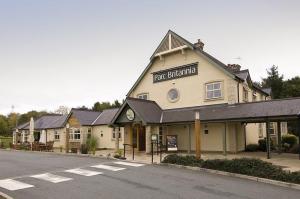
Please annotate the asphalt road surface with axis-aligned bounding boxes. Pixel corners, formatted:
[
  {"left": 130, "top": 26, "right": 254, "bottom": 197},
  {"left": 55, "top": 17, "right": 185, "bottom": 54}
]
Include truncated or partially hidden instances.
[{"left": 0, "top": 150, "right": 299, "bottom": 199}]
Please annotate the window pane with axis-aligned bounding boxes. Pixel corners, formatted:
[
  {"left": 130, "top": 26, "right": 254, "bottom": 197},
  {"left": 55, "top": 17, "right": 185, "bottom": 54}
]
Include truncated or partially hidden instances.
[
  {"left": 213, "top": 83, "right": 220, "bottom": 89},
  {"left": 206, "top": 84, "right": 213, "bottom": 91},
  {"left": 207, "top": 91, "right": 213, "bottom": 99},
  {"left": 214, "top": 90, "right": 221, "bottom": 98}
]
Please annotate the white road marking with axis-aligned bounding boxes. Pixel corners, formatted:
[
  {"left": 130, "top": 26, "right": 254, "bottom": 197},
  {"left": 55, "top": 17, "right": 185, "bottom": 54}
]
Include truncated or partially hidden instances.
[
  {"left": 65, "top": 168, "right": 103, "bottom": 176},
  {"left": 113, "top": 161, "right": 145, "bottom": 167},
  {"left": 91, "top": 164, "right": 126, "bottom": 171},
  {"left": 0, "top": 179, "right": 34, "bottom": 191},
  {"left": 30, "top": 173, "right": 72, "bottom": 183}
]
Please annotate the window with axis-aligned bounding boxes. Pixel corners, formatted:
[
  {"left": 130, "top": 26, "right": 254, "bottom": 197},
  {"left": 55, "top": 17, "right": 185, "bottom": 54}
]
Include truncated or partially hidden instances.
[
  {"left": 22, "top": 131, "right": 29, "bottom": 142},
  {"left": 54, "top": 131, "right": 60, "bottom": 140},
  {"left": 112, "top": 128, "right": 121, "bottom": 139},
  {"left": 137, "top": 93, "right": 148, "bottom": 100},
  {"left": 205, "top": 82, "right": 222, "bottom": 99},
  {"left": 258, "top": 124, "right": 263, "bottom": 138},
  {"left": 167, "top": 88, "right": 180, "bottom": 102},
  {"left": 204, "top": 124, "right": 209, "bottom": 134},
  {"left": 243, "top": 88, "right": 248, "bottom": 102},
  {"left": 269, "top": 123, "right": 275, "bottom": 135},
  {"left": 70, "top": 128, "right": 81, "bottom": 141}
]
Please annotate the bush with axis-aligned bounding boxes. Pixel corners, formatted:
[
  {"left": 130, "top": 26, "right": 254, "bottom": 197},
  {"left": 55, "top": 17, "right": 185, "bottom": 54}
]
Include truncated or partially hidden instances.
[
  {"left": 80, "top": 144, "right": 88, "bottom": 154},
  {"left": 245, "top": 144, "right": 259, "bottom": 152},
  {"left": 162, "top": 154, "right": 203, "bottom": 167},
  {"left": 282, "top": 134, "right": 298, "bottom": 149},
  {"left": 258, "top": 138, "right": 274, "bottom": 151},
  {"left": 162, "top": 155, "right": 300, "bottom": 184},
  {"left": 86, "top": 136, "right": 98, "bottom": 155}
]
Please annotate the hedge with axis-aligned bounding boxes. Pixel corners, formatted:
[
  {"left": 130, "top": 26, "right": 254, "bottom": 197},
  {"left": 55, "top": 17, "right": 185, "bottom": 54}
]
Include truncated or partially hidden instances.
[{"left": 162, "top": 154, "right": 300, "bottom": 184}]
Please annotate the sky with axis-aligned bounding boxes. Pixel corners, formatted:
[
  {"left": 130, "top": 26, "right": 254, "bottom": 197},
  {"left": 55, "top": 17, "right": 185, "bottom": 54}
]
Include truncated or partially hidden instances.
[{"left": 0, "top": 0, "right": 300, "bottom": 115}]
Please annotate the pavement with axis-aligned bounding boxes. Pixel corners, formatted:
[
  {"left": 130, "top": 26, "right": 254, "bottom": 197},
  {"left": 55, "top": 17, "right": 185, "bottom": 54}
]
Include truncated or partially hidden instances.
[{"left": 0, "top": 150, "right": 300, "bottom": 199}]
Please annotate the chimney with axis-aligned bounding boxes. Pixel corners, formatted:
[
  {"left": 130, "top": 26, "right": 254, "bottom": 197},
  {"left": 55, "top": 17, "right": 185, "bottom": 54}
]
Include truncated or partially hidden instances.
[
  {"left": 227, "top": 64, "right": 241, "bottom": 72},
  {"left": 194, "top": 39, "right": 204, "bottom": 50}
]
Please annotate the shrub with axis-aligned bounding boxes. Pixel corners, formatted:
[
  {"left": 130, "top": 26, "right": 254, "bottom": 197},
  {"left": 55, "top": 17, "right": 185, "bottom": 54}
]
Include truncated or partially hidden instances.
[
  {"left": 245, "top": 144, "right": 259, "bottom": 152},
  {"left": 80, "top": 144, "right": 88, "bottom": 154},
  {"left": 162, "top": 154, "right": 203, "bottom": 167},
  {"left": 282, "top": 134, "right": 298, "bottom": 149},
  {"left": 258, "top": 138, "right": 274, "bottom": 151},
  {"left": 114, "top": 149, "right": 124, "bottom": 159},
  {"left": 86, "top": 136, "right": 98, "bottom": 155},
  {"left": 162, "top": 155, "right": 300, "bottom": 184}
]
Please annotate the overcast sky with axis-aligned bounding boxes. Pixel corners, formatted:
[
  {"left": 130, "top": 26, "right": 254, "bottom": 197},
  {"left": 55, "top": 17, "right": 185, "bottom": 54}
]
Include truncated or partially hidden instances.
[{"left": 0, "top": 0, "right": 299, "bottom": 115}]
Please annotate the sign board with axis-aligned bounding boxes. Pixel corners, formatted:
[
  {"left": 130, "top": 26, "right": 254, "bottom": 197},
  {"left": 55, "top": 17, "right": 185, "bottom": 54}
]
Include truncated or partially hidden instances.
[
  {"left": 166, "top": 135, "right": 178, "bottom": 151},
  {"left": 151, "top": 134, "right": 158, "bottom": 142},
  {"left": 153, "top": 63, "right": 198, "bottom": 83}
]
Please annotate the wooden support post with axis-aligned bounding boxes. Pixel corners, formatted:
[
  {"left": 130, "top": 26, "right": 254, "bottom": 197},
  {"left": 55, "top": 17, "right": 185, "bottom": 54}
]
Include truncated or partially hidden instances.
[
  {"left": 223, "top": 123, "right": 227, "bottom": 156},
  {"left": 266, "top": 119, "right": 271, "bottom": 159},
  {"left": 65, "top": 124, "right": 70, "bottom": 153},
  {"left": 195, "top": 111, "right": 201, "bottom": 159},
  {"left": 277, "top": 122, "right": 282, "bottom": 154},
  {"left": 188, "top": 124, "right": 191, "bottom": 154}
]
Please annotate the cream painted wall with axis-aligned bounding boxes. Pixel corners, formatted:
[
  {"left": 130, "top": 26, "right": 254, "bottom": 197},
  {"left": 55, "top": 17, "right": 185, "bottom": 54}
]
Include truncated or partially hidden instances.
[
  {"left": 130, "top": 50, "right": 236, "bottom": 109},
  {"left": 45, "top": 128, "right": 66, "bottom": 149},
  {"left": 92, "top": 125, "right": 124, "bottom": 149}
]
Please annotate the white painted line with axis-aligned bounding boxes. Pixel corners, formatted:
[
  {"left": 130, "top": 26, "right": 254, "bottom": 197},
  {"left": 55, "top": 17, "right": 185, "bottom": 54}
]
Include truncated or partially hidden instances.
[
  {"left": 91, "top": 164, "right": 126, "bottom": 171},
  {"left": 113, "top": 161, "right": 145, "bottom": 167},
  {"left": 30, "top": 173, "right": 72, "bottom": 183},
  {"left": 65, "top": 168, "right": 103, "bottom": 176},
  {"left": 0, "top": 179, "right": 34, "bottom": 191}
]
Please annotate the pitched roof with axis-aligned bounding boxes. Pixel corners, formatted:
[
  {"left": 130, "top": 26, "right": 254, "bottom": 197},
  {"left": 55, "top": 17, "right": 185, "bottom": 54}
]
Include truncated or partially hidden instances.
[
  {"left": 70, "top": 109, "right": 102, "bottom": 126},
  {"left": 17, "top": 114, "right": 68, "bottom": 130},
  {"left": 92, "top": 108, "right": 119, "bottom": 126},
  {"left": 111, "top": 97, "right": 162, "bottom": 125},
  {"left": 126, "top": 30, "right": 244, "bottom": 96}
]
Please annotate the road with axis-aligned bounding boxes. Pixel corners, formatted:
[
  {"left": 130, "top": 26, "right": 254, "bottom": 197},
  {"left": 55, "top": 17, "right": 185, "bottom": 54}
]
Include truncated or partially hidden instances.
[{"left": 0, "top": 150, "right": 299, "bottom": 199}]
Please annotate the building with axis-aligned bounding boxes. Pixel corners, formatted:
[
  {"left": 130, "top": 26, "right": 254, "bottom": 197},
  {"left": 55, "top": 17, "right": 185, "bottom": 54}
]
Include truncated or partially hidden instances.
[
  {"left": 110, "top": 30, "right": 290, "bottom": 154},
  {"left": 13, "top": 30, "right": 299, "bottom": 157},
  {"left": 13, "top": 108, "right": 123, "bottom": 152}
]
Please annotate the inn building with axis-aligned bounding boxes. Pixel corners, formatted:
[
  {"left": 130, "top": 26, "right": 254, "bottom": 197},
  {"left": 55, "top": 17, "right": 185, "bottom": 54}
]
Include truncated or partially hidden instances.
[{"left": 13, "top": 30, "right": 300, "bottom": 157}]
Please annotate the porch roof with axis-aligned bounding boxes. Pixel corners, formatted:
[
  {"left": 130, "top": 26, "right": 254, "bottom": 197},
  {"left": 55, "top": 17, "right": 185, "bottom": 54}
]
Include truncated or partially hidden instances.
[{"left": 112, "top": 97, "right": 300, "bottom": 125}]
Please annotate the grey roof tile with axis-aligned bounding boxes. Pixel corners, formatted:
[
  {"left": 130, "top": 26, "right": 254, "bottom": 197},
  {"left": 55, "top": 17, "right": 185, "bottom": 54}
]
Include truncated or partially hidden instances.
[
  {"left": 92, "top": 108, "right": 119, "bottom": 125},
  {"left": 70, "top": 109, "right": 102, "bottom": 126}
]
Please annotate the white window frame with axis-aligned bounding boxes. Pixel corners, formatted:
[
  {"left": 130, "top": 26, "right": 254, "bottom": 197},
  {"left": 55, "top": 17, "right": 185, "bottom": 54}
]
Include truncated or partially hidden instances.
[
  {"left": 54, "top": 130, "right": 60, "bottom": 141},
  {"left": 205, "top": 82, "right": 222, "bottom": 100},
  {"left": 269, "top": 123, "right": 275, "bottom": 135},
  {"left": 137, "top": 93, "right": 149, "bottom": 100},
  {"left": 112, "top": 128, "right": 122, "bottom": 140},
  {"left": 69, "top": 128, "right": 81, "bottom": 141}
]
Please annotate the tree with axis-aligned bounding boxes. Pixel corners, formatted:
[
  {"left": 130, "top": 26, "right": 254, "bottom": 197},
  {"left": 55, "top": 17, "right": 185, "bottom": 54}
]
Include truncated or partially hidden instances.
[
  {"left": 92, "top": 100, "right": 123, "bottom": 111},
  {"left": 0, "top": 115, "right": 9, "bottom": 136},
  {"left": 261, "top": 65, "right": 284, "bottom": 99},
  {"left": 281, "top": 76, "right": 300, "bottom": 98},
  {"left": 54, "top": 106, "right": 70, "bottom": 115},
  {"left": 17, "top": 111, "right": 48, "bottom": 126}
]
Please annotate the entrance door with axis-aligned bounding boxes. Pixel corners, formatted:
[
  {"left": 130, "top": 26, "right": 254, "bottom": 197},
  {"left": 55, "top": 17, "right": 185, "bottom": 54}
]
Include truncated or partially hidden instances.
[{"left": 138, "top": 126, "right": 146, "bottom": 151}]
